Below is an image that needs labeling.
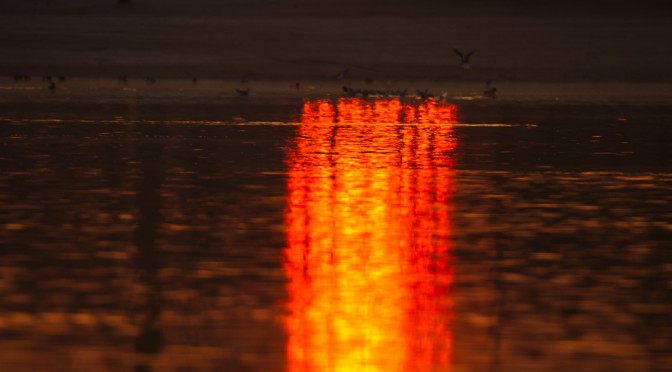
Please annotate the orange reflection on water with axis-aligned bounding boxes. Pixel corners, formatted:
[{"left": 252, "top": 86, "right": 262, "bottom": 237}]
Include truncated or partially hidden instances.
[
  {"left": 300, "top": 99, "right": 336, "bottom": 124},
  {"left": 284, "top": 99, "right": 457, "bottom": 371},
  {"left": 300, "top": 98, "right": 457, "bottom": 124}
]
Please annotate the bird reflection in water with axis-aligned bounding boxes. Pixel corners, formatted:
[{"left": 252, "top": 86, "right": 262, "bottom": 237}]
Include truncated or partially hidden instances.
[{"left": 284, "top": 98, "right": 458, "bottom": 371}]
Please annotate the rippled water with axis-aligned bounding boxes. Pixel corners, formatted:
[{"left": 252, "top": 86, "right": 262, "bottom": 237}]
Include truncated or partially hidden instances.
[{"left": 1, "top": 101, "right": 671, "bottom": 371}]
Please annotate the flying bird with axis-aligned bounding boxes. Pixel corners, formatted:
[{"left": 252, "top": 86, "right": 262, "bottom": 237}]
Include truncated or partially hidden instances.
[
  {"left": 336, "top": 68, "right": 350, "bottom": 80},
  {"left": 236, "top": 88, "right": 250, "bottom": 97},
  {"left": 453, "top": 48, "right": 474, "bottom": 69}
]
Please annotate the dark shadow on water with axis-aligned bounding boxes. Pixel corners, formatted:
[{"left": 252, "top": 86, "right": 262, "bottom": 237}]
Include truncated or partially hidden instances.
[{"left": 133, "top": 141, "right": 166, "bottom": 370}]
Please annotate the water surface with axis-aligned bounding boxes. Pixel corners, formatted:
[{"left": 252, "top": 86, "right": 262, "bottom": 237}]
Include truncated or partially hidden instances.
[{"left": 1, "top": 100, "right": 671, "bottom": 371}]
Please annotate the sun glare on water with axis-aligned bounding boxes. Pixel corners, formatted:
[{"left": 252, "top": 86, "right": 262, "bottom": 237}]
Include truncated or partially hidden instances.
[
  {"left": 283, "top": 98, "right": 457, "bottom": 371},
  {"left": 300, "top": 97, "right": 458, "bottom": 125}
]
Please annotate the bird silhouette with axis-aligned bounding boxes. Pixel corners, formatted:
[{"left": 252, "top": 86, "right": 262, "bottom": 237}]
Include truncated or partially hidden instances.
[
  {"left": 453, "top": 48, "right": 474, "bottom": 69},
  {"left": 235, "top": 88, "right": 250, "bottom": 97},
  {"left": 336, "top": 68, "right": 349, "bottom": 80},
  {"left": 483, "top": 80, "right": 497, "bottom": 98},
  {"left": 342, "top": 85, "right": 357, "bottom": 98},
  {"left": 417, "top": 88, "right": 433, "bottom": 100},
  {"left": 13, "top": 74, "right": 30, "bottom": 82}
]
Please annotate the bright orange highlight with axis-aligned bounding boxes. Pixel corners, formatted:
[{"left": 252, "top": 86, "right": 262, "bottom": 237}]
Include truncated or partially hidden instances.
[
  {"left": 300, "top": 98, "right": 457, "bottom": 124},
  {"left": 284, "top": 99, "right": 457, "bottom": 371}
]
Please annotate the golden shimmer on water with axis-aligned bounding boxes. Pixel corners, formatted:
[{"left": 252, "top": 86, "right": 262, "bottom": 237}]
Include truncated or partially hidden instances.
[
  {"left": 284, "top": 99, "right": 457, "bottom": 371},
  {"left": 300, "top": 98, "right": 458, "bottom": 124}
]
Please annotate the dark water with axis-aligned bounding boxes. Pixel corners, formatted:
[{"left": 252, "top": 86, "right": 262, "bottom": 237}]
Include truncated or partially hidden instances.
[{"left": 1, "top": 101, "right": 671, "bottom": 371}]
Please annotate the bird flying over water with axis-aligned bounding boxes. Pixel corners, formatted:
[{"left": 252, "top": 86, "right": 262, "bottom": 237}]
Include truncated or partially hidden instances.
[
  {"left": 453, "top": 48, "right": 474, "bottom": 69},
  {"left": 336, "top": 68, "right": 349, "bottom": 80}
]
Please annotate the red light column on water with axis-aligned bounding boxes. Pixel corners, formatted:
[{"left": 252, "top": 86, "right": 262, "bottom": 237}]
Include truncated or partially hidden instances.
[{"left": 283, "top": 99, "right": 457, "bottom": 371}]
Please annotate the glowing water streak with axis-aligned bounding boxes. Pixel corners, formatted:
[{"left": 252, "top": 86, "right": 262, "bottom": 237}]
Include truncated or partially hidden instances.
[{"left": 284, "top": 99, "right": 457, "bottom": 371}]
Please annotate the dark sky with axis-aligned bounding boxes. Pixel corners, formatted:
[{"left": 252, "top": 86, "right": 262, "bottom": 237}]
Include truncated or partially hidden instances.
[
  {"left": 1, "top": 0, "right": 670, "bottom": 81},
  {"left": 1, "top": 0, "right": 671, "bottom": 17}
]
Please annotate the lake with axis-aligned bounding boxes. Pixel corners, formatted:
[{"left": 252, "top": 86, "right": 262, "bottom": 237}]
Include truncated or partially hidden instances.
[{"left": 1, "top": 99, "right": 671, "bottom": 371}]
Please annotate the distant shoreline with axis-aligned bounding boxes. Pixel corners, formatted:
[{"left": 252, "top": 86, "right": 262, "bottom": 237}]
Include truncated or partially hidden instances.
[{"left": 1, "top": 78, "right": 670, "bottom": 106}]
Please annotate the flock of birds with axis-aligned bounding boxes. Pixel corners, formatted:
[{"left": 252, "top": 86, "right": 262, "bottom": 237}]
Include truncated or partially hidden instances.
[
  {"left": 335, "top": 48, "right": 496, "bottom": 100},
  {"left": 13, "top": 74, "right": 67, "bottom": 94},
  {"left": 12, "top": 73, "right": 197, "bottom": 94},
  {"left": 10, "top": 48, "right": 497, "bottom": 99}
]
